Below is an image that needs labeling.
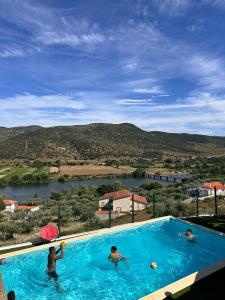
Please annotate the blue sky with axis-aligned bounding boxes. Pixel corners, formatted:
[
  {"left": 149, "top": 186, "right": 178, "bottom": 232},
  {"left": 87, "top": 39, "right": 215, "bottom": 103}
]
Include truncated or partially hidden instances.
[{"left": 0, "top": 0, "right": 225, "bottom": 135}]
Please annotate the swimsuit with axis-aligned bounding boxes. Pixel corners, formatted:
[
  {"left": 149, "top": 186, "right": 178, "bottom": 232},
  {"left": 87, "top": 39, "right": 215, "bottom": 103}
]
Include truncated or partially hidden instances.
[{"left": 48, "top": 271, "right": 58, "bottom": 279}]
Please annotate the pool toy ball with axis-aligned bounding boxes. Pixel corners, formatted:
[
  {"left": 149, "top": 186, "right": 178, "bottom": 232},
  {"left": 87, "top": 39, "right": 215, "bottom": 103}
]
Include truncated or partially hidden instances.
[
  {"left": 60, "top": 242, "right": 67, "bottom": 248},
  {"left": 150, "top": 262, "right": 157, "bottom": 269}
]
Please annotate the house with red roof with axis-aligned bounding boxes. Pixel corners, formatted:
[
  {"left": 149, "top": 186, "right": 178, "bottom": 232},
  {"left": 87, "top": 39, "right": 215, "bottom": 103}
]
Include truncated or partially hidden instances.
[
  {"left": 201, "top": 181, "right": 225, "bottom": 197},
  {"left": 3, "top": 199, "right": 17, "bottom": 213},
  {"left": 17, "top": 205, "right": 39, "bottom": 213},
  {"left": 96, "top": 190, "right": 148, "bottom": 220}
]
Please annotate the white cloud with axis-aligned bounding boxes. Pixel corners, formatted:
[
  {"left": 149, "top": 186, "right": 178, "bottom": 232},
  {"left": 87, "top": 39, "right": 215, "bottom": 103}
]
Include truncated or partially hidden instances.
[
  {"left": 152, "top": 0, "right": 193, "bottom": 16},
  {"left": 115, "top": 99, "right": 152, "bottom": 105},
  {"left": 187, "top": 55, "right": 225, "bottom": 90},
  {"left": 1, "top": 91, "right": 225, "bottom": 135},
  {"left": 36, "top": 31, "right": 105, "bottom": 47},
  {"left": 133, "top": 86, "right": 165, "bottom": 94},
  {"left": 202, "top": 0, "right": 225, "bottom": 9},
  {"left": 0, "top": 94, "right": 85, "bottom": 110},
  {"left": 0, "top": 1, "right": 106, "bottom": 57},
  {"left": 0, "top": 47, "right": 36, "bottom": 58}
]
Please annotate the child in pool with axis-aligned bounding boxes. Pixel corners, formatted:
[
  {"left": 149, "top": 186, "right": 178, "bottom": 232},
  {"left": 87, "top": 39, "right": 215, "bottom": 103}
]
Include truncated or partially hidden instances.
[
  {"left": 0, "top": 258, "right": 6, "bottom": 265},
  {"left": 185, "top": 229, "right": 196, "bottom": 243},
  {"left": 108, "top": 246, "right": 128, "bottom": 268}
]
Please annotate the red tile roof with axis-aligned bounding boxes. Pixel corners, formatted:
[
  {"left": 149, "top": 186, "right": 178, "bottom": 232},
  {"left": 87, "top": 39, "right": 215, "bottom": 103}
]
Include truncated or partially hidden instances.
[
  {"left": 17, "top": 205, "right": 38, "bottom": 210},
  {"left": 3, "top": 200, "right": 17, "bottom": 205},
  {"left": 100, "top": 190, "right": 148, "bottom": 205},
  {"left": 203, "top": 181, "right": 225, "bottom": 190},
  {"left": 130, "top": 193, "right": 148, "bottom": 205}
]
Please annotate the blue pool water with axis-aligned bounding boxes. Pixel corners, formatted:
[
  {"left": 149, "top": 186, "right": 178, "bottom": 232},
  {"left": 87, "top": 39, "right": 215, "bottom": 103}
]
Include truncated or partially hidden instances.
[{"left": 1, "top": 218, "right": 225, "bottom": 300}]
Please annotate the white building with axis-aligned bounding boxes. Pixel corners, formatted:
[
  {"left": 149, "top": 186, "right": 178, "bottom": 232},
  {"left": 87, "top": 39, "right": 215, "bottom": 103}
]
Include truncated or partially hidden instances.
[
  {"left": 3, "top": 200, "right": 17, "bottom": 213},
  {"left": 96, "top": 190, "right": 148, "bottom": 219},
  {"left": 202, "top": 181, "right": 225, "bottom": 197}
]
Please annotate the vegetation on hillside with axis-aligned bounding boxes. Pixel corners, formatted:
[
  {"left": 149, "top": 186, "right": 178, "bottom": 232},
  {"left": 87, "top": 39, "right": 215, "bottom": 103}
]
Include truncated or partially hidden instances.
[{"left": 1, "top": 123, "right": 225, "bottom": 160}]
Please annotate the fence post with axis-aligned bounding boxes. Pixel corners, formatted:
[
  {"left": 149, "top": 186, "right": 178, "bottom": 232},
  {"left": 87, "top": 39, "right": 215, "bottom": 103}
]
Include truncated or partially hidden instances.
[
  {"left": 108, "top": 198, "right": 113, "bottom": 228},
  {"left": 214, "top": 187, "right": 218, "bottom": 215},
  {"left": 131, "top": 193, "right": 135, "bottom": 223},
  {"left": 57, "top": 204, "right": 61, "bottom": 236},
  {"left": 196, "top": 189, "right": 199, "bottom": 217},
  {"left": 153, "top": 193, "right": 156, "bottom": 218}
]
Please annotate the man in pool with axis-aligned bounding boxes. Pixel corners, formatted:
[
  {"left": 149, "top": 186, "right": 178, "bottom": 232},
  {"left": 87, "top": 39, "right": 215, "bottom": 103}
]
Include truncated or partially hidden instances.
[
  {"left": 185, "top": 229, "right": 196, "bottom": 242},
  {"left": 47, "top": 246, "right": 64, "bottom": 290},
  {"left": 108, "top": 246, "right": 128, "bottom": 268}
]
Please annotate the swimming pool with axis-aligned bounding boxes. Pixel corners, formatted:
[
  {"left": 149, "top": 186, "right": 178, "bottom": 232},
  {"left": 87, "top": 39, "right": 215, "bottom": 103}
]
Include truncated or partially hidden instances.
[{"left": 1, "top": 217, "right": 225, "bottom": 300}]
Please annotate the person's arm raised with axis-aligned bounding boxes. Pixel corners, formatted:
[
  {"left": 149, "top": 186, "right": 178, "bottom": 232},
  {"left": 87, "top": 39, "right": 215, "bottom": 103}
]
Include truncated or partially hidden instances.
[{"left": 55, "top": 249, "right": 64, "bottom": 260}]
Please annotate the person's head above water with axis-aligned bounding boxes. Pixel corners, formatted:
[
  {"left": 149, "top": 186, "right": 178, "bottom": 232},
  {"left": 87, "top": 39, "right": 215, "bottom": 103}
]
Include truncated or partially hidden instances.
[
  {"left": 186, "top": 229, "right": 192, "bottom": 233},
  {"left": 7, "top": 291, "right": 15, "bottom": 300},
  {"left": 111, "top": 246, "right": 117, "bottom": 252},
  {"left": 49, "top": 246, "right": 56, "bottom": 254}
]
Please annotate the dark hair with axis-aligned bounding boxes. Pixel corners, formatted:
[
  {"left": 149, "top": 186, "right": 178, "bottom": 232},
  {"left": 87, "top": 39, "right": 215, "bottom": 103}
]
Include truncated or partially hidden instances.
[
  {"left": 7, "top": 291, "right": 15, "bottom": 300},
  {"left": 49, "top": 246, "right": 55, "bottom": 253},
  {"left": 111, "top": 246, "right": 117, "bottom": 251},
  {"left": 187, "top": 229, "right": 192, "bottom": 233}
]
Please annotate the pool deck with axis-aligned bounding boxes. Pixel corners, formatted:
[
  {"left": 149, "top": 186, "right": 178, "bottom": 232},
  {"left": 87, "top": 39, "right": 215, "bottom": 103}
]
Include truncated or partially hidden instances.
[{"left": 1, "top": 215, "right": 225, "bottom": 300}]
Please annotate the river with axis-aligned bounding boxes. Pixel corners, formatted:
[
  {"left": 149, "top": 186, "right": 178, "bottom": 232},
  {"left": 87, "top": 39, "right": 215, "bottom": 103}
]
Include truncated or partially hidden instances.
[{"left": 0, "top": 177, "right": 170, "bottom": 200}]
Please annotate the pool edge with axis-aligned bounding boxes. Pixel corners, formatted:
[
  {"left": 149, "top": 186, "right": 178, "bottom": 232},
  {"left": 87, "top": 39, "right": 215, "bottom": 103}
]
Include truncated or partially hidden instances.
[
  {"left": 139, "top": 259, "right": 225, "bottom": 300},
  {"left": 0, "top": 215, "right": 173, "bottom": 259},
  {"left": 0, "top": 273, "right": 7, "bottom": 300},
  {"left": 139, "top": 217, "right": 225, "bottom": 300}
]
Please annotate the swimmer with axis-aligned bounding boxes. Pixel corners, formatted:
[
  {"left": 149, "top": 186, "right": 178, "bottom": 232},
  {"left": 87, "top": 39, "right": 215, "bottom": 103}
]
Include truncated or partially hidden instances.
[
  {"left": 108, "top": 246, "right": 128, "bottom": 268},
  {"left": 0, "top": 258, "right": 6, "bottom": 265},
  {"left": 185, "top": 229, "right": 196, "bottom": 243},
  {"left": 46, "top": 246, "right": 64, "bottom": 292}
]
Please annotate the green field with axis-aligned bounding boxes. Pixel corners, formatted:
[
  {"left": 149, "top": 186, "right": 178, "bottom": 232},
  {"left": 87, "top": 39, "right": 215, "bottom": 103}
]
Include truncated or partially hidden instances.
[{"left": 0, "top": 166, "right": 50, "bottom": 182}]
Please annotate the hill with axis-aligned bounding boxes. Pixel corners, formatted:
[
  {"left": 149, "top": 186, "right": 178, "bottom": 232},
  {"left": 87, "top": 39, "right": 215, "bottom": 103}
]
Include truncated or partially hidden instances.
[{"left": 0, "top": 123, "right": 225, "bottom": 159}]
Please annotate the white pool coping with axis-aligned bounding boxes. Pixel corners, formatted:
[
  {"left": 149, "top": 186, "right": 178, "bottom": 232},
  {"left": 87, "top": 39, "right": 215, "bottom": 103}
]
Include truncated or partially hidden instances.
[
  {"left": 140, "top": 217, "right": 225, "bottom": 300},
  {"left": 1, "top": 215, "right": 225, "bottom": 300}
]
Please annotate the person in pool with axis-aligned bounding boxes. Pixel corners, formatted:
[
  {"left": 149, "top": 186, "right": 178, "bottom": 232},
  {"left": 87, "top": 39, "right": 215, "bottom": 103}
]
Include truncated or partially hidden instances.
[
  {"left": 46, "top": 246, "right": 64, "bottom": 291},
  {"left": 7, "top": 291, "right": 15, "bottom": 300},
  {"left": 185, "top": 229, "right": 196, "bottom": 242},
  {"left": 0, "top": 258, "right": 6, "bottom": 265},
  {"left": 108, "top": 246, "right": 128, "bottom": 268}
]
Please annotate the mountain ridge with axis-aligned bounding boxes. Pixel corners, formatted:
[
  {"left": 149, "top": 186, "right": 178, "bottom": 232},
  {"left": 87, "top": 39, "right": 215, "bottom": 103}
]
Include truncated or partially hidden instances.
[{"left": 0, "top": 123, "right": 225, "bottom": 159}]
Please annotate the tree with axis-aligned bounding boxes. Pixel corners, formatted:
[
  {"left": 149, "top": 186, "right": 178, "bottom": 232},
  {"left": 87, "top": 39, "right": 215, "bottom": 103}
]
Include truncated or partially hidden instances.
[
  {"left": 23, "top": 173, "right": 34, "bottom": 182},
  {"left": 9, "top": 175, "right": 21, "bottom": 185},
  {"left": 0, "top": 198, "right": 5, "bottom": 211},
  {"left": 58, "top": 176, "right": 65, "bottom": 183},
  {"left": 55, "top": 160, "right": 61, "bottom": 167},
  {"left": 132, "top": 168, "right": 146, "bottom": 178},
  {"left": 51, "top": 192, "right": 62, "bottom": 201}
]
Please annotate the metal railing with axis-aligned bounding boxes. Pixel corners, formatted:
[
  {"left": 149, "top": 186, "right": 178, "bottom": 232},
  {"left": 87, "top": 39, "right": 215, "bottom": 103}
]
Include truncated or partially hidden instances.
[{"left": 0, "top": 188, "right": 224, "bottom": 248}]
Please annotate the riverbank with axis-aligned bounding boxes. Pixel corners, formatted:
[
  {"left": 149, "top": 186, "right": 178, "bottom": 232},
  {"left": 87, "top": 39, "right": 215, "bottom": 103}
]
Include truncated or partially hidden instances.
[
  {"left": 0, "top": 177, "right": 170, "bottom": 200},
  {"left": 0, "top": 164, "right": 134, "bottom": 186}
]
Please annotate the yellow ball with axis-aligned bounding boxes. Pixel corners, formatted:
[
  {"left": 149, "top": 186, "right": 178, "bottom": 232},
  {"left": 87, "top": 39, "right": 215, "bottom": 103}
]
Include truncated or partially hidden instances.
[
  {"left": 150, "top": 262, "right": 157, "bottom": 269},
  {"left": 60, "top": 242, "right": 67, "bottom": 248}
]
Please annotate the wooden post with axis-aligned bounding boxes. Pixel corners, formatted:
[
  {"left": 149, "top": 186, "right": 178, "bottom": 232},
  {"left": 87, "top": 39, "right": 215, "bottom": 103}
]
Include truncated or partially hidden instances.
[
  {"left": 57, "top": 204, "right": 61, "bottom": 236},
  {"left": 196, "top": 189, "right": 199, "bottom": 217},
  {"left": 153, "top": 193, "right": 156, "bottom": 218},
  {"left": 131, "top": 193, "right": 135, "bottom": 223},
  {"left": 109, "top": 198, "right": 113, "bottom": 228},
  {"left": 214, "top": 187, "right": 218, "bottom": 215}
]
